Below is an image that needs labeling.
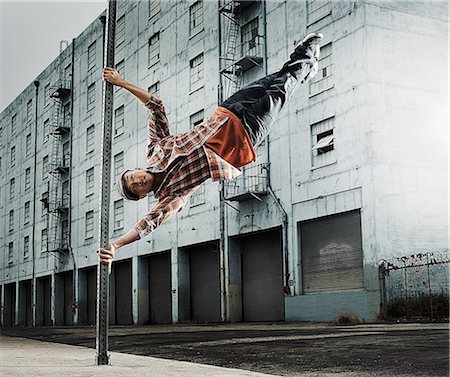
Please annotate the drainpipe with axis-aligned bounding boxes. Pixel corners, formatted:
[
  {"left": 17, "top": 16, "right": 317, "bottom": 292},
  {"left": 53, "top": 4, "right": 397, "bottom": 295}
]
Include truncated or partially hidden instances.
[
  {"left": 262, "top": 0, "right": 291, "bottom": 295},
  {"left": 68, "top": 38, "right": 77, "bottom": 324},
  {"left": 32, "top": 80, "right": 40, "bottom": 326}
]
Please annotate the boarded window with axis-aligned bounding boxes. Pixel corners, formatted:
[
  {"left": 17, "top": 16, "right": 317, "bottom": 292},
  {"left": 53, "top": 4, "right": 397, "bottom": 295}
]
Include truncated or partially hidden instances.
[
  {"left": 189, "top": 1, "right": 203, "bottom": 36},
  {"left": 85, "top": 211, "right": 94, "bottom": 239},
  {"left": 310, "top": 42, "right": 333, "bottom": 96},
  {"left": 116, "top": 15, "right": 125, "bottom": 48},
  {"left": 114, "top": 199, "right": 124, "bottom": 229},
  {"left": 87, "top": 83, "right": 96, "bottom": 111},
  {"left": 26, "top": 133, "right": 32, "bottom": 156},
  {"left": 24, "top": 201, "right": 31, "bottom": 224},
  {"left": 190, "top": 53, "right": 204, "bottom": 91},
  {"left": 149, "top": 0, "right": 161, "bottom": 18},
  {"left": 24, "top": 236, "right": 30, "bottom": 259},
  {"left": 41, "top": 228, "right": 48, "bottom": 252},
  {"left": 190, "top": 109, "right": 204, "bottom": 128},
  {"left": 86, "top": 125, "right": 95, "bottom": 153},
  {"left": 307, "top": 0, "right": 331, "bottom": 25},
  {"left": 148, "top": 33, "right": 160, "bottom": 67},
  {"left": 86, "top": 167, "right": 94, "bottom": 195},
  {"left": 300, "top": 209, "right": 364, "bottom": 293},
  {"left": 114, "top": 106, "right": 125, "bottom": 136},
  {"left": 114, "top": 152, "right": 124, "bottom": 180},
  {"left": 25, "top": 167, "right": 31, "bottom": 191},
  {"left": 88, "top": 41, "right": 96, "bottom": 71},
  {"left": 43, "top": 119, "right": 50, "bottom": 143}
]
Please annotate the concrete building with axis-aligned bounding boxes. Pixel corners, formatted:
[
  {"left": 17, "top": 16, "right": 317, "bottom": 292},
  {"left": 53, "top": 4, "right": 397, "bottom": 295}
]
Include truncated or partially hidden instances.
[{"left": 0, "top": 0, "right": 447, "bottom": 327}]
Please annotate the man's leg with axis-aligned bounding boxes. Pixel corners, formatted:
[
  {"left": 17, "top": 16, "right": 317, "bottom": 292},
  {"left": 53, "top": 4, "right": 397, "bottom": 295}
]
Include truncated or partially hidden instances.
[{"left": 221, "top": 32, "right": 323, "bottom": 148}]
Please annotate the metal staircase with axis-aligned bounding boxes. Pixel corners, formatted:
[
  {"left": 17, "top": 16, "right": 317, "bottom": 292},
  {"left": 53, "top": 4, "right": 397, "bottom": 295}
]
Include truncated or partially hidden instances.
[{"left": 48, "top": 40, "right": 71, "bottom": 253}]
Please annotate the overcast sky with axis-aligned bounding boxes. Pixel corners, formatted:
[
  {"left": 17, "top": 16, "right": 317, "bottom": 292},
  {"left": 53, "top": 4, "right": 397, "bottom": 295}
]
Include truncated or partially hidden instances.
[{"left": 0, "top": 1, "right": 107, "bottom": 112}]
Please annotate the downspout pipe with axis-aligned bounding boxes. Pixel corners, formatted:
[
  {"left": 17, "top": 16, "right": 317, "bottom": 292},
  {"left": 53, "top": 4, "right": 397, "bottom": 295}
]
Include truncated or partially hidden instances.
[
  {"left": 32, "top": 80, "right": 40, "bottom": 326},
  {"left": 262, "top": 0, "right": 291, "bottom": 295}
]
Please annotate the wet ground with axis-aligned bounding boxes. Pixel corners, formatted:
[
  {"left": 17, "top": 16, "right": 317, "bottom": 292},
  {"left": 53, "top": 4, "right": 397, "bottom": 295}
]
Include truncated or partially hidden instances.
[{"left": 1, "top": 322, "right": 448, "bottom": 376}]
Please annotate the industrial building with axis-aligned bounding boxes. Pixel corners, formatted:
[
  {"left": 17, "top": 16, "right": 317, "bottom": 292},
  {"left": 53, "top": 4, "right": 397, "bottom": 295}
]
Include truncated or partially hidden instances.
[{"left": 0, "top": 0, "right": 447, "bottom": 327}]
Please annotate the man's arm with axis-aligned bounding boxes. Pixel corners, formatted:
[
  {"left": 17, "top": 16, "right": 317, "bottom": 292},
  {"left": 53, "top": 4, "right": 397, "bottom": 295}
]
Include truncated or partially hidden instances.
[
  {"left": 97, "top": 191, "right": 194, "bottom": 267},
  {"left": 103, "top": 67, "right": 151, "bottom": 105}
]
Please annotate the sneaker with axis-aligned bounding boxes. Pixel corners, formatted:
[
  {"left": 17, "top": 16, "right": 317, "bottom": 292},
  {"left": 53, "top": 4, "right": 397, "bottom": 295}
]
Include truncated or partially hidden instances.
[{"left": 282, "top": 32, "right": 323, "bottom": 82}]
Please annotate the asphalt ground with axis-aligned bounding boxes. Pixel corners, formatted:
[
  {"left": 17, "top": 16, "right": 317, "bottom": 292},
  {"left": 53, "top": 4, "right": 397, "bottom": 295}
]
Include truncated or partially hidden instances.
[{"left": 1, "top": 322, "right": 448, "bottom": 376}]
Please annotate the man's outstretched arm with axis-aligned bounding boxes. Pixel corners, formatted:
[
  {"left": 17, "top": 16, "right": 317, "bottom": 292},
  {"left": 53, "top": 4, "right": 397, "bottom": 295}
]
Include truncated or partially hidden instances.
[{"left": 103, "top": 67, "right": 151, "bottom": 105}]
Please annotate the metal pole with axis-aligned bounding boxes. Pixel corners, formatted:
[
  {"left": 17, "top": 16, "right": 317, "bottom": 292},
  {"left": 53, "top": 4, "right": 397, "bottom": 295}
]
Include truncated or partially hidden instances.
[{"left": 96, "top": 0, "right": 116, "bottom": 366}]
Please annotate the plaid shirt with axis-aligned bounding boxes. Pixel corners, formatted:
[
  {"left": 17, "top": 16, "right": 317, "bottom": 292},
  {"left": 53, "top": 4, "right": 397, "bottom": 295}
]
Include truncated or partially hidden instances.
[{"left": 133, "top": 95, "right": 242, "bottom": 239}]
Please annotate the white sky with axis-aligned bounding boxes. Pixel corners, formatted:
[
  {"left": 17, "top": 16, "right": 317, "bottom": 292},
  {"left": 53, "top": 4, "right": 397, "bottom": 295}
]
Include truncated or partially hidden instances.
[{"left": 0, "top": 1, "right": 107, "bottom": 112}]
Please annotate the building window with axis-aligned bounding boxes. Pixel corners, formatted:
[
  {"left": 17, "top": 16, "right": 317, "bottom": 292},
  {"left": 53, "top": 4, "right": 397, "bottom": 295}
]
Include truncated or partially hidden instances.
[
  {"left": 148, "top": 33, "right": 160, "bottom": 68},
  {"left": 25, "top": 167, "right": 31, "bottom": 191},
  {"left": 149, "top": 0, "right": 160, "bottom": 18},
  {"left": 87, "top": 83, "right": 96, "bottom": 112},
  {"left": 86, "top": 167, "right": 95, "bottom": 196},
  {"left": 24, "top": 201, "right": 31, "bottom": 224},
  {"left": 41, "top": 191, "right": 49, "bottom": 216},
  {"left": 300, "top": 210, "right": 363, "bottom": 293},
  {"left": 114, "top": 199, "right": 124, "bottom": 230},
  {"left": 62, "top": 219, "right": 70, "bottom": 249},
  {"left": 311, "top": 117, "right": 336, "bottom": 168},
  {"left": 62, "top": 180, "right": 70, "bottom": 208},
  {"left": 63, "top": 141, "right": 70, "bottom": 167},
  {"left": 86, "top": 125, "right": 95, "bottom": 153},
  {"left": 8, "top": 242, "right": 13, "bottom": 264},
  {"left": 114, "top": 106, "right": 125, "bottom": 137},
  {"left": 43, "top": 118, "right": 50, "bottom": 143},
  {"left": 309, "top": 42, "right": 333, "bottom": 96},
  {"left": 26, "top": 133, "right": 32, "bottom": 156},
  {"left": 63, "top": 103, "right": 71, "bottom": 128},
  {"left": 88, "top": 41, "right": 96, "bottom": 72},
  {"left": 114, "top": 152, "right": 124, "bottom": 180},
  {"left": 44, "top": 83, "right": 51, "bottom": 107},
  {"left": 190, "top": 53, "right": 204, "bottom": 92},
  {"left": 11, "top": 114, "right": 17, "bottom": 136},
  {"left": 42, "top": 155, "right": 49, "bottom": 179},
  {"left": 10, "top": 177, "right": 15, "bottom": 200},
  {"left": 64, "top": 64, "right": 72, "bottom": 83},
  {"left": 189, "top": 1, "right": 203, "bottom": 37},
  {"left": 307, "top": 0, "right": 331, "bottom": 25},
  {"left": 41, "top": 228, "right": 48, "bottom": 252},
  {"left": 24, "top": 236, "right": 30, "bottom": 259},
  {"left": 9, "top": 209, "right": 14, "bottom": 232},
  {"left": 148, "top": 81, "right": 160, "bottom": 98},
  {"left": 10, "top": 146, "right": 16, "bottom": 166},
  {"left": 85, "top": 211, "right": 94, "bottom": 239},
  {"left": 26, "top": 100, "right": 33, "bottom": 121},
  {"left": 116, "top": 15, "right": 125, "bottom": 48},
  {"left": 241, "top": 18, "right": 259, "bottom": 56},
  {"left": 190, "top": 109, "right": 204, "bottom": 128},
  {"left": 190, "top": 184, "right": 205, "bottom": 207},
  {"left": 115, "top": 59, "right": 125, "bottom": 92}
]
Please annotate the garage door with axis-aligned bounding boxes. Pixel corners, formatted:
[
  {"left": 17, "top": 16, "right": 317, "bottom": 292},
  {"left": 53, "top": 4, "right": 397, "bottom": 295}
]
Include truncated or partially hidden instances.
[
  {"left": 149, "top": 252, "right": 172, "bottom": 324},
  {"left": 241, "top": 229, "right": 284, "bottom": 321}
]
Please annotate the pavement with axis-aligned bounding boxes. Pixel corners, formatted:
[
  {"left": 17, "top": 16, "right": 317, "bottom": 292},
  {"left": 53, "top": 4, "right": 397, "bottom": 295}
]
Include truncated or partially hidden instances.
[
  {"left": 0, "top": 335, "right": 278, "bottom": 377},
  {"left": 1, "top": 322, "right": 449, "bottom": 377}
]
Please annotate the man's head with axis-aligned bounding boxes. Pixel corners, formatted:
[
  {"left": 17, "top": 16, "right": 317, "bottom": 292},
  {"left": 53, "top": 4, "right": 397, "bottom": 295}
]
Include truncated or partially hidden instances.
[{"left": 116, "top": 168, "right": 154, "bottom": 201}]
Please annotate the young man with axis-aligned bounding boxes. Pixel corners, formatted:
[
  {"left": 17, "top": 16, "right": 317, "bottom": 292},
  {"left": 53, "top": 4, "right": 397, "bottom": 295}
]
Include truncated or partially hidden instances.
[{"left": 98, "top": 32, "right": 323, "bottom": 267}]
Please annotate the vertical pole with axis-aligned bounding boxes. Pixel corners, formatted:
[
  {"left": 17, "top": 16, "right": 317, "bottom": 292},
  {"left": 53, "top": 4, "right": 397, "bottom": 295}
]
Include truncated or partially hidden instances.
[{"left": 96, "top": 0, "right": 116, "bottom": 366}]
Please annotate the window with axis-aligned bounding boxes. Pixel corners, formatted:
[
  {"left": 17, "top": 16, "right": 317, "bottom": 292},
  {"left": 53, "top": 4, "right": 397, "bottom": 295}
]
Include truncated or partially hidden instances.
[
  {"left": 0, "top": 126, "right": 3, "bottom": 146},
  {"left": 10, "top": 178, "right": 15, "bottom": 200},
  {"left": 24, "top": 236, "right": 30, "bottom": 259},
  {"left": 116, "top": 15, "right": 125, "bottom": 48},
  {"left": 86, "top": 167, "right": 95, "bottom": 196},
  {"left": 86, "top": 125, "right": 95, "bottom": 153},
  {"left": 241, "top": 18, "right": 259, "bottom": 56},
  {"left": 11, "top": 114, "right": 17, "bottom": 136},
  {"left": 190, "top": 53, "right": 204, "bottom": 91},
  {"left": 148, "top": 33, "right": 160, "bottom": 68},
  {"left": 42, "top": 155, "right": 49, "bottom": 179},
  {"left": 88, "top": 41, "right": 96, "bottom": 71},
  {"left": 189, "top": 1, "right": 203, "bottom": 37},
  {"left": 9, "top": 209, "right": 14, "bottom": 232},
  {"left": 149, "top": 0, "right": 160, "bottom": 18},
  {"left": 25, "top": 167, "right": 31, "bottom": 191},
  {"left": 62, "top": 180, "right": 70, "bottom": 208},
  {"left": 44, "top": 83, "right": 51, "bottom": 107},
  {"left": 41, "top": 228, "right": 48, "bottom": 252},
  {"left": 309, "top": 43, "right": 333, "bottom": 96},
  {"left": 87, "top": 83, "right": 96, "bottom": 112},
  {"left": 114, "top": 199, "right": 124, "bottom": 229},
  {"left": 26, "top": 133, "right": 32, "bottom": 156},
  {"left": 190, "top": 109, "right": 204, "bottom": 128},
  {"left": 64, "top": 64, "right": 72, "bottom": 83},
  {"left": 311, "top": 117, "right": 336, "bottom": 168},
  {"left": 11, "top": 146, "right": 16, "bottom": 166},
  {"left": 24, "top": 201, "right": 30, "bottom": 224},
  {"left": 300, "top": 210, "right": 363, "bottom": 293},
  {"left": 63, "top": 103, "right": 71, "bottom": 128},
  {"left": 148, "top": 82, "right": 160, "bottom": 98},
  {"left": 116, "top": 59, "right": 125, "bottom": 78},
  {"left": 307, "top": 0, "right": 331, "bottom": 25},
  {"left": 114, "top": 152, "right": 124, "bottom": 180},
  {"left": 85, "top": 211, "right": 94, "bottom": 239},
  {"left": 41, "top": 191, "right": 49, "bottom": 216},
  {"left": 114, "top": 106, "right": 125, "bottom": 136},
  {"left": 43, "top": 118, "right": 50, "bottom": 143},
  {"left": 62, "top": 219, "right": 69, "bottom": 249},
  {"left": 8, "top": 242, "right": 13, "bottom": 264},
  {"left": 63, "top": 141, "right": 70, "bottom": 167},
  {"left": 190, "top": 184, "right": 205, "bottom": 207},
  {"left": 27, "top": 100, "right": 33, "bottom": 121}
]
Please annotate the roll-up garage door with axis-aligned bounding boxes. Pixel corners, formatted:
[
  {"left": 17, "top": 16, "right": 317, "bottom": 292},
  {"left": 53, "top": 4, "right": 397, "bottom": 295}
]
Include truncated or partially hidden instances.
[
  {"left": 300, "top": 209, "right": 364, "bottom": 293},
  {"left": 149, "top": 252, "right": 172, "bottom": 324}
]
